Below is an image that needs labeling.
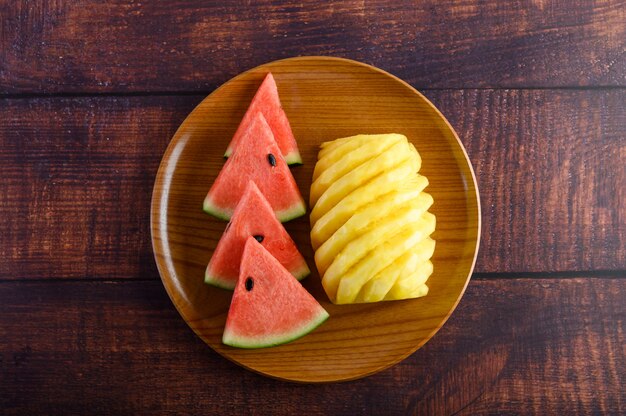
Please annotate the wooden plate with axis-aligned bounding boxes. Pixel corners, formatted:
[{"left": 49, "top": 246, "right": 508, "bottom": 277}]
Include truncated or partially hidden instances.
[{"left": 150, "top": 57, "right": 480, "bottom": 383}]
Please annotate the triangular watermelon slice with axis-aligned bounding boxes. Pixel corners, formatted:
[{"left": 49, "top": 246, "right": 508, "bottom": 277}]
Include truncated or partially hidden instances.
[
  {"left": 205, "top": 181, "right": 310, "bottom": 289},
  {"left": 222, "top": 237, "right": 329, "bottom": 349},
  {"left": 203, "top": 112, "right": 306, "bottom": 222},
  {"left": 225, "top": 73, "right": 302, "bottom": 165}
]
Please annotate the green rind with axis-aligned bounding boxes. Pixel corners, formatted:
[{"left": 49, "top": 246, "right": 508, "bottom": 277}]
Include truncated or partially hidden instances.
[
  {"left": 283, "top": 150, "right": 303, "bottom": 166},
  {"left": 203, "top": 198, "right": 231, "bottom": 221},
  {"left": 204, "top": 270, "right": 236, "bottom": 290},
  {"left": 205, "top": 259, "right": 311, "bottom": 291},
  {"left": 223, "top": 148, "right": 302, "bottom": 166},
  {"left": 204, "top": 196, "right": 306, "bottom": 223},
  {"left": 274, "top": 199, "right": 307, "bottom": 222},
  {"left": 293, "top": 262, "right": 311, "bottom": 281},
  {"left": 222, "top": 308, "right": 329, "bottom": 349}
]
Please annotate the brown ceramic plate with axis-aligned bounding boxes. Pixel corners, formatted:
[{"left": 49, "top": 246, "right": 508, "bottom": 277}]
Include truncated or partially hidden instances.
[{"left": 150, "top": 57, "right": 480, "bottom": 383}]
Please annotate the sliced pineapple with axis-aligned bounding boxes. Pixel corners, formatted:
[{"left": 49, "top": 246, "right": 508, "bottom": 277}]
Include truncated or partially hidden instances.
[
  {"left": 314, "top": 134, "right": 404, "bottom": 185},
  {"left": 332, "top": 215, "right": 435, "bottom": 304},
  {"left": 315, "top": 134, "right": 406, "bottom": 178},
  {"left": 385, "top": 260, "right": 433, "bottom": 301},
  {"left": 354, "top": 248, "right": 419, "bottom": 304},
  {"left": 356, "top": 237, "right": 436, "bottom": 303},
  {"left": 310, "top": 133, "right": 437, "bottom": 305},
  {"left": 314, "top": 187, "right": 432, "bottom": 276},
  {"left": 321, "top": 203, "right": 433, "bottom": 298},
  {"left": 310, "top": 140, "right": 418, "bottom": 224},
  {"left": 388, "top": 283, "right": 430, "bottom": 301},
  {"left": 310, "top": 157, "right": 419, "bottom": 248},
  {"left": 310, "top": 135, "right": 408, "bottom": 206}
]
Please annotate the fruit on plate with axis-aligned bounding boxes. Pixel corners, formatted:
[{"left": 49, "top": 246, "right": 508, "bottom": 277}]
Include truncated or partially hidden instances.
[
  {"left": 309, "top": 138, "right": 419, "bottom": 223},
  {"left": 222, "top": 237, "right": 329, "bottom": 349},
  {"left": 310, "top": 133, "right": 436, "bottom": 304},
  {"left": 203, "top": 112, "right": 306, "bottom": 222},
  {"left": 358, "top": 238, "right": 435, "bottom": 303},
  {"left": 385, "top": 260, "right": 432, "bottom": 301},
  {"left": 315, "top": 192, "right": 434, "bottom": 276},
  {"left": 224, "top": 73, "right": 302, "bottom": 165},
  {"left": 310, "top": 133, "right": 406, "bottom": 204},
  {"left": 310, "top": 159, "right": 423, "bottom": 249},
  {"left": 205, "top": 181, "right": 310, "bottom": 289}
]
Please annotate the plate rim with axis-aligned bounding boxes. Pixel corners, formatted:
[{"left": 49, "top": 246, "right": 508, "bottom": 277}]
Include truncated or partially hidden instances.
[{"left": 150, "top": 56, "right": 482, "bottom": 382}]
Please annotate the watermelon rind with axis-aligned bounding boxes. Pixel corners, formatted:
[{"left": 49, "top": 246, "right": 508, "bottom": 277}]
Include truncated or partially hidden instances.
[
  {"left": 202, "top": 197, "right": 232, "bottom": 221},
  {"left": 283, "top": 150, "right": 303, "bottom": 166},
  {"left": 223, "top": 148, "right": 302, "bottom": 165},
  {"left": 203, "top": 270, "right": 236, "bottom": 290},
  {"left": 203, "top": 194, "right": 307, "bottom": 223},
  {"left": 205, "top": 259, "right": 311, "bottom": 290},
  {"left": 274, "top": 199, "right": 307, "bottom": 223},
  {"left": 222, "top": 308, "right": 329, "bottom": 349}
]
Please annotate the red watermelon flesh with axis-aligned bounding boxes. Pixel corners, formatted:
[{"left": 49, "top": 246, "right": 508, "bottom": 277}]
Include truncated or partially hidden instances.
[
  {"left": 222, "top": 237, "right": 329, "bottom": 349},
  {"left": 225, "top": 73, "right": 302, "bottom": 165},
  {"left": 203, "top": 112, "right": 306, "bottom": 222},
  {"left": 205, "top": 181, "right": 310, "bottom": 289}
]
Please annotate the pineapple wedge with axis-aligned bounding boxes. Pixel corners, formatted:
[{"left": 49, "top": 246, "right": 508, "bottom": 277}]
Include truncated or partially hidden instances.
[
  {"left": 310, "top": 133, "right": 437, "bottom": 305},
  {"left": 314, "top": 134, "right": 405, "bottom": 178},
  {"left": 321, "top": 203, "right": 434, "bottom": 296},
  {"left": 310, "top": 135, "right": 407, "bottom": 206},
  {"left": 332, "top": 215, "right": 435, "bottom": 304},
  {"left": 310, "top": 139, "right": 418, "bottom": 225},
  {"left": 356, "top": 237, "right": 436, "bottom": 303},
  {"left": 385, "top": 260, "right": 433, "bottom": 301},
  {"left": 387, "top": 283, "right": 430, "bottom": 301},
  {"left": 314, "top": 187, "right": 432, "bottom": 276},
  {"left": 310, "top": 157, "right": 419, "bottom": 248},
  {"left": 354, "top": 247, "right": 420, "bottom": 304}
]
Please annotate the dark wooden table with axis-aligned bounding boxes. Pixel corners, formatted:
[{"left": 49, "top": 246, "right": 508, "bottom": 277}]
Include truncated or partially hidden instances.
[{"left": 1, "top": 1, "right": 624, "bottom": 414}]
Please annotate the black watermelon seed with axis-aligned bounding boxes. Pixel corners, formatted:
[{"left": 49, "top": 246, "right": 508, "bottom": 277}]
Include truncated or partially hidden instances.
[
  {"left": 245, "top": 277, "right": 254, "bottom": 291},
  {"left": 267, "top": 153, "right": 277, "bottom": 167},
  {"left": 253, "top": 234, "right": 264, "bottom": 243}
]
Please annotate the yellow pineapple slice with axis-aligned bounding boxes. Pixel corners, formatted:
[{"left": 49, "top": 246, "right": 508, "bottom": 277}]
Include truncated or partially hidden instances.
[
  {"left": 311, "top": 133, "right": 437, "bottom": 305},
  {"left": 310, "top": 140, "right": 418, "bottom": 225},
  {"left": 384, "top": 260, "right": 433, "bottom": 301},
  {"left": 356, "top": 237, "right": 436, "bottom": 303},
  {"left": 310, "top": 159, "right": 421, "bottom": 249},
  {"left": 314, "top": 134, "right": 406, "bottom": 180},
  {"left": 354, "top": 248, "right": 419, "bottom": 304},
  {"left": 314, "top": 134, "right": 403, "bottom": 181},
  {"left": 310, "top": 135, "right": 408, "bottom": 206},
  {"left": 331, "top": 215, "right": 435, "bottom": 304},
  {"left": 314, "top": 187, "right": 432, "bottom": 276},
  {"left": 390, "top": 283, "right": 430, "bottom": 301},
  {"left": 321, "top": 202, "right": 433, "bottom": 299}
]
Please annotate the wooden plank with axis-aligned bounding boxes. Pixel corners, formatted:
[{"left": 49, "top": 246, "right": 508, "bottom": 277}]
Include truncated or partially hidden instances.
[
  {"left": 0, "top": 277, "right": 623, "bottom": 414},
  {"left": 0, "top": 90, "right": 623, "bottom": 280},
  {"left": 0, "top": 0, "right": 624, "bottom": 93},
  {"left": 0, "top": 96, "right": 200, "bottom": 279},
  {"left": 426, "top": 89, "right": 626, "bottom": 273}
]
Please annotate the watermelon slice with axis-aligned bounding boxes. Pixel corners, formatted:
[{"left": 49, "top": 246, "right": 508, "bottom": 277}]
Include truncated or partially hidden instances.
[
  {"left": 203, "top": 112, "right": 306, "bottom": 222},
  {"left": 222, "top": 237, "right": 329, "bottom": 349},
  {"left": 205, "top": 181, "right": 310, "bottom": 289},
  {"left": 225, "top": 73, "right": 302, "bottom": 165}
]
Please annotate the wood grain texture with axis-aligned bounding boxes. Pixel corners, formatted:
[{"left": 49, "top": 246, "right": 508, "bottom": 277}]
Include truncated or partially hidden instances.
[
  {"left": 0, "top": 0, "right": 624, "bottom": 93},
  {"left": 427, "top": 89, "right": 626, "bottom": 273},
  {"left": 0, "top": 96, "right": 199, "bottom": 279},
  {"left": 1, "top": 89, "right": 623, "bottom": 280},
  {"left": 0, "top": 278, "right": 623, "bottom": 415},
  {"left": 150, "top": 57, "right": 481, "bottom": 382}
]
